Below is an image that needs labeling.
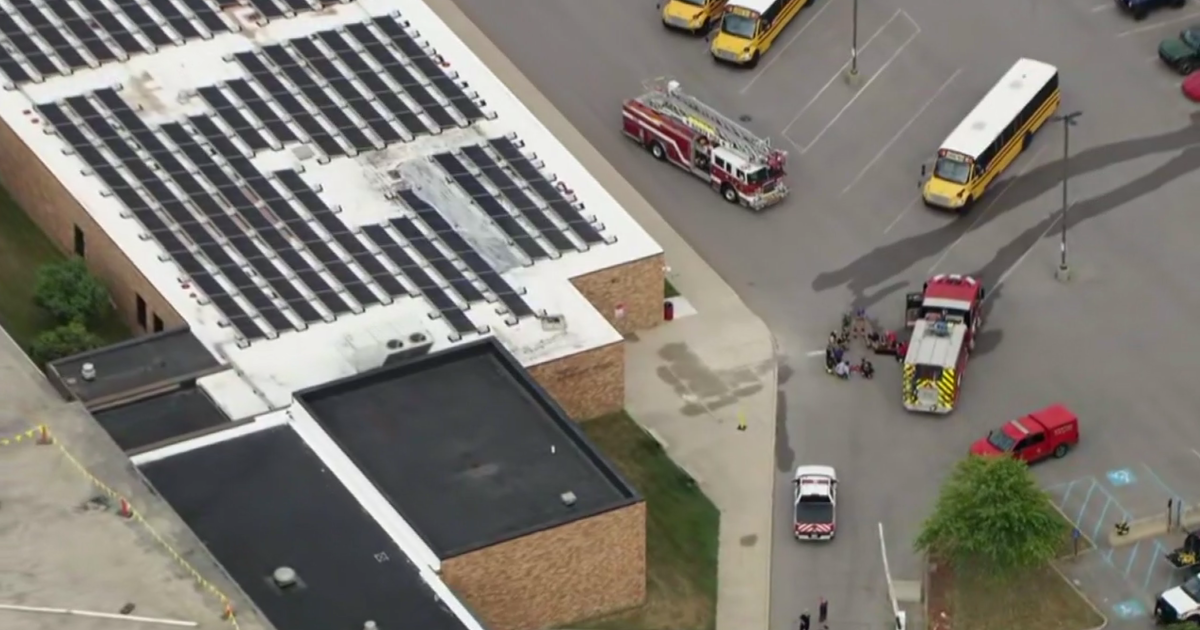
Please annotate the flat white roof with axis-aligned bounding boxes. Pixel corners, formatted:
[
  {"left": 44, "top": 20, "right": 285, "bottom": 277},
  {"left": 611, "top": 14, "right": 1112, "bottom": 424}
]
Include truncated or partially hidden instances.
[
  {"left": 939, "top": 58, "right": 1058, "bottom": 159},
  {"left": 0, "top": 0, "right": 662, "bottom": 626}
]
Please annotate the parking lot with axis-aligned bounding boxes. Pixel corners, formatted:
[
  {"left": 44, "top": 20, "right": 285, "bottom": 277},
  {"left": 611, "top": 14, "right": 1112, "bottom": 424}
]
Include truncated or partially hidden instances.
[{"left": 449, "top": 0, "right": 1200, "bottom": 628}]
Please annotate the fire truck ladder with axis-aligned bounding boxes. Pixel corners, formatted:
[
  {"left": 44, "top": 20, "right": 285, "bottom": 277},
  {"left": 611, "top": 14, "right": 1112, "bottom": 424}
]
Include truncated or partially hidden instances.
[{"left": 642, "top": 77, "right": 775, "bottom": 162}]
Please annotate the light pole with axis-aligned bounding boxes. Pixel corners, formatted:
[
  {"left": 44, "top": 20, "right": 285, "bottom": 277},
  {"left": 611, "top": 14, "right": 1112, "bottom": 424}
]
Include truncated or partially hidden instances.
[
  {"left": 1051, "top": 110, "right": 1081, "bottom": 281},
  {"left": 848, "top": 0, "right": 859, "bottom": 82}
]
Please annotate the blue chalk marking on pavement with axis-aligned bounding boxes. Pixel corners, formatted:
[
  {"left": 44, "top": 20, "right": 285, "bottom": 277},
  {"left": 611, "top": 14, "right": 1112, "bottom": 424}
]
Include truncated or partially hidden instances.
[
  {"left": 1113, "top": 600, "right": 1146, "bottom": 619},
  {"left": 1077, "top": 479, "right": 1098, "bottom": 525},
  {"left": 1093, "top": 496, "right": 1113, "bottom": 542},
  {"left": 1107, "top": 468, "right": 1137, "bottom": 487},
  {"left": 1124, "top": 540, "right": 1141, "bottom": 577},
  {"left": 1147, "top": 541, "right": 1167, "bottom": 591},
  {"left": 1142, "top": 463, "right": 1184, "bottom": 500}
]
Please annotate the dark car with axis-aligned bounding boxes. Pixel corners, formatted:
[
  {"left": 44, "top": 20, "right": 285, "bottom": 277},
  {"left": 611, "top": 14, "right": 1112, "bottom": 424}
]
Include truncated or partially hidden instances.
[
  {"left": 1160, "top": 27, "right": 1200, "bottom": 74},
  {"left": 1117, "top": 0, "right": 1186, "bottom": 20}
]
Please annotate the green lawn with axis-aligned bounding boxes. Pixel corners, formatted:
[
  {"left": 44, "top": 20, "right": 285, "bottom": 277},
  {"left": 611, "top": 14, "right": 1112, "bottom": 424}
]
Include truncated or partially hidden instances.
[
  {"left": 577, "top": 411, "right": 719, "bottom": 630},
  {"left": 0, "top": 187, "right": 128, "bottom": 350}
]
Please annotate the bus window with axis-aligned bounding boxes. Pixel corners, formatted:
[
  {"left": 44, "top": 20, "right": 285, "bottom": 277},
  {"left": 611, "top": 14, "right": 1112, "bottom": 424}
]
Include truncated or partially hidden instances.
[
  {"left": 721, "top": 12, "right": 758, "bottom": 38},
  {"left": 934, "top": 157, "right": 971, "bottom": 184}
]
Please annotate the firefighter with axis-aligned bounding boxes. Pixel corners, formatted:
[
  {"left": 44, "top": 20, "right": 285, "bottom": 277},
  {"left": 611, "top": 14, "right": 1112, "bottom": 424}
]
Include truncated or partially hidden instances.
[{"left": 894, "top": 340, "right": 907, "bottom": 363}]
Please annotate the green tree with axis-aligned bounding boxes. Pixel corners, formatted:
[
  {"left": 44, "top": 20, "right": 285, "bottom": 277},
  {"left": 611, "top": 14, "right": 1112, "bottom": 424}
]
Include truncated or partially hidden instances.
[
  {"left": 915, "top": 455, "right": 1064, "bottom": 572},
  {"left": 29, "top": 321, "right": 103, "bottom": 365},
  {"left": 33, "top": 258, "right": 110, "bottom": 325}
]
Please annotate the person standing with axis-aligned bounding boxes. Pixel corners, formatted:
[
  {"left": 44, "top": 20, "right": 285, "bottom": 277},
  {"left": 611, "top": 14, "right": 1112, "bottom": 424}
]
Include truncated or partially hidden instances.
[
  {"left": 819, "top": 597, "right": 829, "bottom": 625},
  {"left": 799, "top": 610, "right": 811, "bottom": 630}
]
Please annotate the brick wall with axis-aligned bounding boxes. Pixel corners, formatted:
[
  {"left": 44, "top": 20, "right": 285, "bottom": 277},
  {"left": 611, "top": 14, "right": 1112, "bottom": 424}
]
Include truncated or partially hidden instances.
[
  {"left": 441, "top": 501, "right": 646, "bottom": 630},
  {"left": 526, "top": 341, "right": 623, "bottom": 421},
  {"left": 571, "top": 253, "right": 664, "bottom": 335},
  {"left": 0, "top": 115, "right": 182, "bottom": 334}
]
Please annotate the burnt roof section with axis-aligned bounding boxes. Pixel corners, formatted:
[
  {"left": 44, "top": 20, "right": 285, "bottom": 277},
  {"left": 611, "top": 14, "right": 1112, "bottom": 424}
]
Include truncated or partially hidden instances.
[
  {"left": 297, "top": 338, "right": 639, "bottom": 558},
  {"left": 48, "top": 327, "right": 221, "bottom": 405},
  {"left": 92, "top": 386, "right": 231, "bottom": 453},
  {"left": 139, "top": 425, "right": 469, "bottom": 630}
]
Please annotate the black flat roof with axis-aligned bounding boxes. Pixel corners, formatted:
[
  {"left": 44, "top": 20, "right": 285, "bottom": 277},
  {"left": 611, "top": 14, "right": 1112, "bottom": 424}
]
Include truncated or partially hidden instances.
[
  {"left": 92, "top": 386, "right": 230, "bottom": 452},
  {"left": 50, "top": 327, "right": 220, "bottom": 404},
  {"left": 297, "top": 338, "right": 638, "bottom": 559},
  {"left": 139, "top": 426, "right": 469, "bottom": 630}
]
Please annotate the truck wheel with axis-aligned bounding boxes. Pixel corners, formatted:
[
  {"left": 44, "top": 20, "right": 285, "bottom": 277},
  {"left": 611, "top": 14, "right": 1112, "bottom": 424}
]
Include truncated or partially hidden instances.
[
  {"left": 649, "top": 141, "right": 666, "bottom": 161},
  {"left": 1134, "top": 6, "right": 1148, "bottom": 19},
  {"left": 746, "top": 52, "right": 761, "bottom": 69},
  {"left": 721, "top": 185, "right": 739, "bottom": 204},
  {"left": 1053, "top": 444, "right": 1069, "bottom": 458}
]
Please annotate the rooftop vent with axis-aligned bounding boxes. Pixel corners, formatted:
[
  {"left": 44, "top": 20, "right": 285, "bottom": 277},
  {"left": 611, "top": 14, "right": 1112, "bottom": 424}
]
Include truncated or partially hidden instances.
[
  {"left": 540, "top": 314, "right": 566, "bottom": 332},
  {"left": 80, "top": 362, "right": 96, "bottom": 381},
  {"left": 560, "top": 491, "right": 577, "bottom": 507},
  {"left": 272, "top": 567, "right": 298, "bottom": 589},
  {"left": 386, "top": 339, "right": 403, "bottom": 351},
  {"left": 364, "top": 622, "right": 378, "bottom": 630},
  {"left": 408, "top": 332, "right": 427, "bottom": 344}
]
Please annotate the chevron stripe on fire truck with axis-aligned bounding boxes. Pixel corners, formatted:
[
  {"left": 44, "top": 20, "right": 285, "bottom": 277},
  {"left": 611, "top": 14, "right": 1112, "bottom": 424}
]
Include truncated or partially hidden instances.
[
  {"left": 937, "top": 368, "right": 957, "bottom": 408},
  {"left": 796, "top": 523, "right": 834, "bottom": 534},
  {"left": 902, "top": 363, "right": 916, "bottom": 404}
]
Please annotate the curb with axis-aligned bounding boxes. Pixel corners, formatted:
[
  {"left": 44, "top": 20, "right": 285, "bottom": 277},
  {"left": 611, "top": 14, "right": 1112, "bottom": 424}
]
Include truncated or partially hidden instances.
[{"left": 761, "top": 330, "right": 781, "bottom": 630}]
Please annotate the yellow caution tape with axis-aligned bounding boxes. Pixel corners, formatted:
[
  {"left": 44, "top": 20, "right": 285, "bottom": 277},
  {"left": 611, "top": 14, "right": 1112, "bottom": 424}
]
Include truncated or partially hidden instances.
[{"left": 17, "top": 425, "right": 243, "bottom": 629}]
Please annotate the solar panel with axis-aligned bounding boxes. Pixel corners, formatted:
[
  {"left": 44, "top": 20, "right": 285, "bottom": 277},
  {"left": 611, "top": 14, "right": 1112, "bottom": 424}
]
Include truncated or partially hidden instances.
[
  {"left": 395, "top": 190, "right": 533, "bottom": 318},
  {"left": 235, "top": 51, "right": 343, "bottom": 156},
  {"left": 247, "top": 0, "right": 286, "bottom": 18},
  {"left": 316, "top": 30, "right": 427, "bottom": 136},
  {"left": 111, "top": 0, "right": 173, "bottom": 47},
  {"left": 262, "top": 45, "right": 375, "bottom": 152},
  {"left": 279, "top": 0, "right": 311, "bottom": 10},
  {"left": 343, "top": 22, "right": 457, "bottom": 130},
  {"left": 361, "top": 224, "right": 476, "bottom": 335},
  {"left": 76, "top": 0, "right": 144, "bottom": 54},
  {"left": 11, "top": 0, "right": 89, "bottom": 70},
  {"left": 44, "top": 0, "right": 118, "bottom": 62},
  {"left": 149, "top": 0, "right": 200, "bottom": 39},
  {"left": 431, "top": 152, "right": 546, "bottom": 260},
  {"left": 460, "top": 144, "right": 577, "bottom": 253},
  {"left": 291, "top": 37, "right": 402, "bottom": 145},
  {"left": 225, "top": 80, "right": 297, "bottom": 144},
  {"left": 0, "top": 13, "right": 59, "bottom": 77},
  {"left": 389, "top": 216, "right": 484, "bottom": 303},
  {"left": 372, "top": 17, "right": 485, "bottom": 123},
  {"left": 488, "top": 137, "right": 605, "bottom": 245},
  {"left": 176, "top": 0, "right": 227, "bottom": 33},
  {"left": 197, "top": 86, "right": 271, "bottom": 151},
  {"left": 0, "top": 50, "right": 31, "bottom": 84}
]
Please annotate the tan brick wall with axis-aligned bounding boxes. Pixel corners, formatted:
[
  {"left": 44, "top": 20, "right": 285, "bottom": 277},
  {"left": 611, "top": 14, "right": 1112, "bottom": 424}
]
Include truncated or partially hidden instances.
[
  {"left": 0, "top": 115, "right": 182, "bottom": 334},
  {"left": 571, "top": 253, "right": 663, "bottom": 335},
  {"left": 442, "top": 502, "right": 646, "bottom": 630},
  {"left": 526, "top": 341, "right": 623, "bottom": 421}
]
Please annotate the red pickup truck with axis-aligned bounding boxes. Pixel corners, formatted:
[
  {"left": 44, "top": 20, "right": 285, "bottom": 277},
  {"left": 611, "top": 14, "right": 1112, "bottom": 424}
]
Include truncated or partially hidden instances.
[{"left": 970, "top": 404, "right": 1080, "bottom": 463}]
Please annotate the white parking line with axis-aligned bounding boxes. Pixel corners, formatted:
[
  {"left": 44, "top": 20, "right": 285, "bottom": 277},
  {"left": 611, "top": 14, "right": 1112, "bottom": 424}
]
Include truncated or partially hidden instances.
[
  {"left": 883, "top": 195, "right": 922, "bottom": 235},
  {"left": 840, "top": 68, "right": 960, "bottom": 196},
  {"left": 982, "top": 203, "right": 1071, "bottom": 303},
  {"left": 1117, "top": 10, "right": 1200, "bottom": 37},
  {"left": 780, "top": 9, "right": 903, "bottom": 139},
  {"left": 1089, "top": 3, "right": 1113, "bottom": 12},
  {"left": 925, "top": 143, "right": 1051, "bottom": 275},
  {"left": 740, "top": 0, "right": 836, "bottom": 95},
  {"left": 1192, "top": 448, "right": 1200, "bottom": 461}
]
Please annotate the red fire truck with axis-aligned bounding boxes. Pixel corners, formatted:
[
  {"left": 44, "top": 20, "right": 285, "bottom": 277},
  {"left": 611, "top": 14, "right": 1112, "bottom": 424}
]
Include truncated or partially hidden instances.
[
  {"left": 621, "top": 78, "right": 789, "bottom": 211},
  {"left": 900, "top": 274, "right": 986, "bottom": 414}
]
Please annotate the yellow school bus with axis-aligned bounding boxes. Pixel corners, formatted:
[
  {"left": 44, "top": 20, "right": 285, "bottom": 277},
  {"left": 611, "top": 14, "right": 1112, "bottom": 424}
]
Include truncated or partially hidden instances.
[
  {"left": 922, "top": 59, "right": 1060, "bottom": 211},
  {"left": 709, "top": 0, "right": 810, "bottom": 67},
  {"left": 661, "top": 0, "right": 728, "bottom": 33}
]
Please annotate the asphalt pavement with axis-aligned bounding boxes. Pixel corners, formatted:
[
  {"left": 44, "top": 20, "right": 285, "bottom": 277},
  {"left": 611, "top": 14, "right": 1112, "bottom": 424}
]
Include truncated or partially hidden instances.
[{"left": 442, "top": 0, "right": 1200, "bottom": 628}]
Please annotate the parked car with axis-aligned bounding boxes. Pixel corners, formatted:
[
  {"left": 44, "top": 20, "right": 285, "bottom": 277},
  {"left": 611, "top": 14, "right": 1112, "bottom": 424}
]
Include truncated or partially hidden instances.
[
  {"left": 1184, "top": 71, "right": 1200, "bottom": 101},
  {"left": 969, "top": 404, "right": 1080, "bottom": 464},
  {"left": 1117, "top": 0, "right": 1187, "bottom": 20},
  {"left": 1159, "top": 26, "right": 1200, "bottom": 74}
]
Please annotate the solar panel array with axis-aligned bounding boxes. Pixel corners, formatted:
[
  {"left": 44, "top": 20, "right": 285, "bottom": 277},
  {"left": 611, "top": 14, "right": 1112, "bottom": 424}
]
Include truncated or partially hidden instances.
[{"left": 29, "top": 16, "right": 611, "bottom": 344}]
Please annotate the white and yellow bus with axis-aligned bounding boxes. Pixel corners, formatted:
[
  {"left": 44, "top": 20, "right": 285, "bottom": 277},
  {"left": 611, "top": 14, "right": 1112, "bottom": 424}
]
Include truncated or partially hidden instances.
[
  {"left": 709, "top": 0, "right": 810, "bottom": 67},
  {"left": 660, "top": 0, "right": 727, "bottom": 33},
  {"left": 922, "top": 58, "right": 1060, "bottom": 211}
]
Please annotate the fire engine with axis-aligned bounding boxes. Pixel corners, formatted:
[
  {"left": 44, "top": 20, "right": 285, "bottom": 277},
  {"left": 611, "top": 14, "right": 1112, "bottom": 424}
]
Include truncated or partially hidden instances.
[
  {"left": 901, "top": 274, "right": 986, "bottom": 414},
  {"left": 621, "top": 78, "right": 789, "bottom": 210}
]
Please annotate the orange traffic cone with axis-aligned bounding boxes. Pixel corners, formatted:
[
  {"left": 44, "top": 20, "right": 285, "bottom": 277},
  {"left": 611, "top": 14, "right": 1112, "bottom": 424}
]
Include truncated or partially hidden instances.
[{"left": 117, "top": 498, "right": 133, "bottom": 519}]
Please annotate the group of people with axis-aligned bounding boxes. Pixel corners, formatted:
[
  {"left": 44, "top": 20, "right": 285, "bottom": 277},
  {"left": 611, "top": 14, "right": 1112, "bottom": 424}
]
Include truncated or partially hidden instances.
[
  {"left": 798, "top": 597, "right": 830, "bottom": 630},
  {"left": 824, "top": 340, "right": 874, "bottom": 380}
]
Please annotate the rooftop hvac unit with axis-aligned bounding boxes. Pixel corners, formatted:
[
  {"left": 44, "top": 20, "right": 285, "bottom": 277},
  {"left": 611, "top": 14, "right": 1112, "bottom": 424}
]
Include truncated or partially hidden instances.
[{"left": 382, "top": 332, "right": 434, "bottom": 367}]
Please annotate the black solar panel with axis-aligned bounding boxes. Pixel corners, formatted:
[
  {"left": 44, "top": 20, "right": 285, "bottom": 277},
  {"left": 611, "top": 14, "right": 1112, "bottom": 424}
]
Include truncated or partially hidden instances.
[
  {"left": 247, "top": 0, "right": 285, "bottom": 18},
  {"left": 274, "top": 170, "right": 408, "bottom": 297},
  {"left": 44, "top": 0, "right": 118, "bottom": 62},
  {"left": 226, "top": 80, "right": 298, "bottom": 145},
  {"left": 488, "top": 137, "right": 605, "bottom": 245},
  {"left": 262, "top": 45, "right": 375, "bottom": 152},
  {"left": 372, "top": 17, "right": 485, "bottom": 123},
  {"left": 0, "top": 50, "right": 31, "bottom": 84},
  {"left": 389, "top": 216, "right": 483, "bottom": 303},
  {"left": 11, "top": 0, "right": 89, "bottom": 70},
  {"left": 198, "top": 86, "right": 271, "bottom": 151},
  {"left": 0, "top": 13, "right": 59, "bottom": 77},
  {"left": 77, "top": 0, "right": 144, "bottom": 55},
  {"left": 361, "top": 224, "right": 475, "bottom": 335},
  {"left": 279, "top": 0, "right": 310, "bottom": 10},
  {"left": 460, "top": 144, "right": 577, "bottom": 253},
  {"left": 431, "top": 153, "right": 547, "bottom": 260},
  {"left": 343, "top": 22, "right": 457, "bottom": 130},
  {"left": 149, "top": 0, "right": 200, "bottom": 39},
  {"left": 316, "top": 30, "right": 426, "bottom": 136},
  {"left": 235, "top": 51, "right": 343, "bottom": 156},
  {"left": 177, "top": 0, "right": 227, "bottom": 33},
  {"left": 395, "top": 190, "right": 533, "bottom": 319},
  {"left": 112, "top": 0, "right": 174, "bottom": 47},
  {"left": 291, "top": 37, "right": 402, "bottom": 145}
]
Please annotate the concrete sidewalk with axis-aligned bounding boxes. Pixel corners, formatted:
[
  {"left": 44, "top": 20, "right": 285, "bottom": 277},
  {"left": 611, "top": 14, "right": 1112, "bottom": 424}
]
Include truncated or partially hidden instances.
[{"left": 425, "top": 4, "right": 780, "bottom": 630}]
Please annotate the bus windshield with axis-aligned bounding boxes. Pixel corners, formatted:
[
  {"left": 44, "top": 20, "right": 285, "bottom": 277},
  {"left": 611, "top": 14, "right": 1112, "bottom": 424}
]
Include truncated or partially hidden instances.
[
  {"left": 933, "top": 157, "right": 971, "bottom": 184},
  {"left": 721, "top": 13, "right": 757, "bottom": 38},
  {"left": 674, "top": 0, "right": 707, "bottom": 5}
]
